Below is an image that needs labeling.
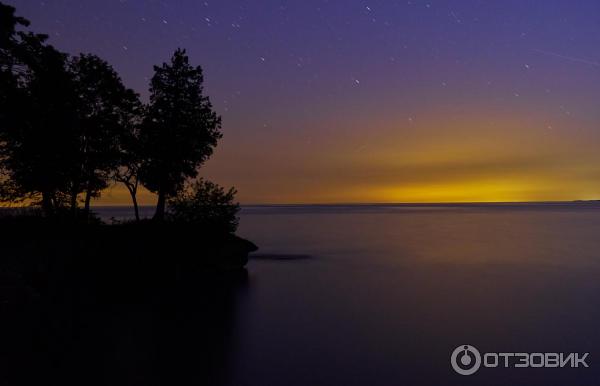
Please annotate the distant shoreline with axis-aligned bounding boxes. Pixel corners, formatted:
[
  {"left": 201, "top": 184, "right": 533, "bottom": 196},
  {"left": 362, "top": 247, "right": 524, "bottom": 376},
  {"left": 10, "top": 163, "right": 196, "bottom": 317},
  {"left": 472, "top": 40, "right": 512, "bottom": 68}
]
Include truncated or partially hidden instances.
[
  {"left": 4, "top": 200, "right": 600, "bottom": 210},
  {"left": 90, "top": 200, "right": 600, "bottom": 208}
]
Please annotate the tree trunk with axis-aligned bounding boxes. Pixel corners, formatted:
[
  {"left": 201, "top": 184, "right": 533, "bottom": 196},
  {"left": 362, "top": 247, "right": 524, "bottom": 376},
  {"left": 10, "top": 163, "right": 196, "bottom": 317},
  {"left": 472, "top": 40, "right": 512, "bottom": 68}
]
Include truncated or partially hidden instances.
[
  {"left": 83, "top": 188, "right": 92, "bottom": 218},
  {"left": 70, "top": 188, "right": 78, "bottom": 216},
  {"left": 128, "top": 186, "right": 140, "bottom": 222},
  {"left": 41, "top": 191, "right": 54, "bottom": 217},
  {"left": 154, "top": 189, "right": 166, "bottom": 221}
]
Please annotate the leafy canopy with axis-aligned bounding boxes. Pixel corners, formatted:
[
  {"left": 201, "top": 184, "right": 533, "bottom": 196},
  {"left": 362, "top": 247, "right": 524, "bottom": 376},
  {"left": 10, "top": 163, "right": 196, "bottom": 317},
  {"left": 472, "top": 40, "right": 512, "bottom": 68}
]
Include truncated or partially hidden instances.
[{"left": 140, "top": 48, "right": 222, "bottom": 197}]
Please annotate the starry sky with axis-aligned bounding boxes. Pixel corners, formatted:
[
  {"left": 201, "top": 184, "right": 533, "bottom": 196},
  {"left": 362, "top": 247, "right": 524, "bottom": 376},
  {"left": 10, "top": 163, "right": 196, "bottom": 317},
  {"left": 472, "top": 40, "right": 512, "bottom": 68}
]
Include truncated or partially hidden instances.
[{"left": 11, "top": 0, "right": 600, "bottom": 204}]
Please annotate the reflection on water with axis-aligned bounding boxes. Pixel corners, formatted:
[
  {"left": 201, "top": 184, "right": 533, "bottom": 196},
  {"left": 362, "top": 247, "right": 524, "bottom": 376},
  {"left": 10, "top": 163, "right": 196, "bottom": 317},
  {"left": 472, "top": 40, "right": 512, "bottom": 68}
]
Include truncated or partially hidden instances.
[
  {"left": 231, "top": 204, "right": 600, "bottom": 386},
  {"left": 1, "top": 268, "right": 249, "bottom": 386}
]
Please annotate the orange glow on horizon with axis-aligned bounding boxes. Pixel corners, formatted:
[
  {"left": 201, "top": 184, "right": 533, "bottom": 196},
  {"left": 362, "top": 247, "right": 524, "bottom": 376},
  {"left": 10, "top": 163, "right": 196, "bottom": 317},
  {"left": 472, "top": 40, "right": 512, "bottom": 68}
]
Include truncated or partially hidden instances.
[{"left": 5, "top": 113, "right": 600, "bottom": 207}]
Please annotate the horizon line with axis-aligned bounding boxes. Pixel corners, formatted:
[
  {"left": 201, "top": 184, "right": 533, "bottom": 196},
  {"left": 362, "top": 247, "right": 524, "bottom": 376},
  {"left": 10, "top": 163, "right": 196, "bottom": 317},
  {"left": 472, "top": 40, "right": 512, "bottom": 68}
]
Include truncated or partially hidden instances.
[
  {"left": 86, "top": 199, "right": 600, "bottom": 208},
  {"left": 4, "top": 199, "right": 600, "bottom": 210}
]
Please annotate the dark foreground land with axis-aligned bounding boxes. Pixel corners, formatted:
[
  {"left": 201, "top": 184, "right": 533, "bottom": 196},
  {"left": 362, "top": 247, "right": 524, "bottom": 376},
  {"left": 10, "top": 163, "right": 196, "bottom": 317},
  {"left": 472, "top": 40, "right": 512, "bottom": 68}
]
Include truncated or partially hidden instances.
[{"left": 0, "top": 218, "right": 256, "bottom": 386}]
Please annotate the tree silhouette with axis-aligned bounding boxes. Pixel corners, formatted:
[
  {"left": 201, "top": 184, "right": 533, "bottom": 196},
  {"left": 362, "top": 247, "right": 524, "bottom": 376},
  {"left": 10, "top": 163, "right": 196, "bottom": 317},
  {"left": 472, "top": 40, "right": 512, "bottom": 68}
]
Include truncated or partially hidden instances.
[
  {"left": 0, "top": 5, "right": 78, "bottom": 215},
  {"left": 69, "top": 54, "right": 141, "bottom": 216},
  {"left": 2, "top": 4, "right": 236, "bottom": 224},
  {"left": 1, "top": 3, "right": 142, "bottom": 218},
  {"left": 139, "top": 49, "right": 222, "bottom": 220},
  {"left": 0, "top": 3, "right": 30, "bottom": 204},
  {"left": 167, "top": 178, "right": 240, "bottom": 233},
  {"left": 114, "top": 104, "right": 144, "bottom": 221}
]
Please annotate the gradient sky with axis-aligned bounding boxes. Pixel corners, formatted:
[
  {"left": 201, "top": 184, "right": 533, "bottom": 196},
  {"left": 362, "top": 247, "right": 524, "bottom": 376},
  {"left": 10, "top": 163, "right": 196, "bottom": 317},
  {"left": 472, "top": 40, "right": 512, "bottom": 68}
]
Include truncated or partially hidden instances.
[{"left": 11, "top": 0, "right": 600, "bottom": 204}]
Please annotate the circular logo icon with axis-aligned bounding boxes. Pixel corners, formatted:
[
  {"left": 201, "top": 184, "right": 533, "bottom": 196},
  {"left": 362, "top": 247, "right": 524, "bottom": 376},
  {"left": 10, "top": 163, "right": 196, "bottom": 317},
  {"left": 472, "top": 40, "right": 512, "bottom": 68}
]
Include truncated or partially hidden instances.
[{"left": 451, "top": 345, "right": 481, "bottom": 375}]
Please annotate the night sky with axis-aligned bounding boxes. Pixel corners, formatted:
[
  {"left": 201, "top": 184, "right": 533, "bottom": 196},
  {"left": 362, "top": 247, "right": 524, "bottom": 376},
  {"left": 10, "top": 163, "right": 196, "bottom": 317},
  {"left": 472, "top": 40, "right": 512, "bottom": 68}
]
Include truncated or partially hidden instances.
[{"left": 11, "top": 0, "right": 600, "bottom": 204}]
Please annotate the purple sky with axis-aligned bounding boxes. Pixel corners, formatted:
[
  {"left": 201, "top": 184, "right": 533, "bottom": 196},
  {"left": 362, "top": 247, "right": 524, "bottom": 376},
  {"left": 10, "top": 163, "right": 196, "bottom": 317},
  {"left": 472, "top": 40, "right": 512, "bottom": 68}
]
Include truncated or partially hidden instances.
[{"left": 10, "top": 1, "right": 600, "bottom": 204}]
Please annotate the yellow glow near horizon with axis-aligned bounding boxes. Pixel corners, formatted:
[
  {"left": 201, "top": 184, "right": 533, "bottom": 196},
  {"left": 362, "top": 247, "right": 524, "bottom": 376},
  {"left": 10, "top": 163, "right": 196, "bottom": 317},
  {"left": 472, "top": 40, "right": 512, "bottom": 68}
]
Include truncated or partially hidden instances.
[
  {"left": 5, "top": 113, "right": 600, "bottom": 207},
  {"left": 90, "top": 113, "right": 600, "bottom": 205}
]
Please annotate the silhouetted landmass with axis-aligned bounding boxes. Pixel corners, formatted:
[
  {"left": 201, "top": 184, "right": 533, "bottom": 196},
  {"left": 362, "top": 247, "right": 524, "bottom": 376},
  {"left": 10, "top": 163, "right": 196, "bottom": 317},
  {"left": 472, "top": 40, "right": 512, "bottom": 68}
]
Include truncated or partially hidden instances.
[
  {"left": 0, "top": 210, "right": 257, "bottom": 385},
  {"left": 0, "top": 3, "right": 258, "bottom": 384},
  {"left": 0, "top": 2, "right": 250, "bottom": 256},
  {"left": 0, "top": 213, "right": 250, "bottom": 385}
]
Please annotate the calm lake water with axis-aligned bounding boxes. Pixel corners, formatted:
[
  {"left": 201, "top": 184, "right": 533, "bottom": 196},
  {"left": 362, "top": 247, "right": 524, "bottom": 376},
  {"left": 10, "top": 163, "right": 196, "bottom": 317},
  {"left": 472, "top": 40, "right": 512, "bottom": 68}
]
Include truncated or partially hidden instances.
[{"left": 97, "top": 203, "right": 600, "bottom": 385}]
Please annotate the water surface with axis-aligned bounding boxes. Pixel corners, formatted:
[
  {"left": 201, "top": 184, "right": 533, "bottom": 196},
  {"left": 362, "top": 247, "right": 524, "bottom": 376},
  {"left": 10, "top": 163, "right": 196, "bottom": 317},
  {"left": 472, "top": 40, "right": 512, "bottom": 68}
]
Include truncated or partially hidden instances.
[
  {"left": 232, "top": 204, "right": 600, "bottom": 385},
  {"left": 94, "top": 203, "right": 600, "bottom": 385}
]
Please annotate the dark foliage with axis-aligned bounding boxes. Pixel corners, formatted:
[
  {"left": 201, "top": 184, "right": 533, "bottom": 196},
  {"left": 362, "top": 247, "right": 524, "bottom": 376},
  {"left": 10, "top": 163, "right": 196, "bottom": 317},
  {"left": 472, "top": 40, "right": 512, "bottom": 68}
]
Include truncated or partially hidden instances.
[
  {"left": 0, "top": 3, "right": 143, "bottom": 217},
  {"left": 69, "top": 54, "right": 141, "bottom": 214},
  {"left": 167, "top": 178, "right": 240, "bottom": 233},
  {"left": 139, "top": 49, "right": 222, "bottom": 220},
  {"left": 4, "top": 43, "right": 78, "bottom": 212},
  {"left": 0, "top": 4, "right": 238, "bottom": 232},
  {"left": 0, "top": 5, "right": 76, "bottom": 213},
  {"left": 113, "top": 103, "right": 145, "bottom": 221}
]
